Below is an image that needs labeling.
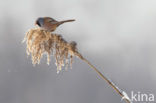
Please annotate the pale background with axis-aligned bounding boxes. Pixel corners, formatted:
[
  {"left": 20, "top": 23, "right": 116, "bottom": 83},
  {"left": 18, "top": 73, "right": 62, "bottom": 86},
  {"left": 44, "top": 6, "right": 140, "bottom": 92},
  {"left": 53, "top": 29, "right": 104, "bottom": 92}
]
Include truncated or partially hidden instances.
[{"left": 0, "top": 0, "right": 156, "bottom": 103}]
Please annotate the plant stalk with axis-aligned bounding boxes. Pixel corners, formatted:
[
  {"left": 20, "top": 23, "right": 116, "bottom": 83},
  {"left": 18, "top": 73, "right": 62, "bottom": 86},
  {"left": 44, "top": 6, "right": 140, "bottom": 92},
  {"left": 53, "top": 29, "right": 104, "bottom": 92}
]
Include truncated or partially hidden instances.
[{"left": 75, "top": 52, "right": 131, "bottom": 103}]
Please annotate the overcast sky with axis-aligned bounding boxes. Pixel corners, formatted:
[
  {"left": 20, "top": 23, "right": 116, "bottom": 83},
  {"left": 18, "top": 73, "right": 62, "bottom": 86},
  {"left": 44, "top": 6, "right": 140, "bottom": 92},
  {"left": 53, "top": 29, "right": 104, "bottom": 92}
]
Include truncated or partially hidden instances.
[{"left": 0, "top": 0, "right": 156, "bottom": 103}]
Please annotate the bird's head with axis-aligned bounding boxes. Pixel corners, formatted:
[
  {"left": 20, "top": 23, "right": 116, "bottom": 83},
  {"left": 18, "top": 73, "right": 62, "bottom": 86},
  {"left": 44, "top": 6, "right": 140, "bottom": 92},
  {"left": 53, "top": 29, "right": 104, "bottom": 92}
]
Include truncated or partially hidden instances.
[
  {"left": 35, "top": 17, "right": 57, "bottom": 27},
  {"left": 35, "top": 17, "right": 44, "bottom": 27}
]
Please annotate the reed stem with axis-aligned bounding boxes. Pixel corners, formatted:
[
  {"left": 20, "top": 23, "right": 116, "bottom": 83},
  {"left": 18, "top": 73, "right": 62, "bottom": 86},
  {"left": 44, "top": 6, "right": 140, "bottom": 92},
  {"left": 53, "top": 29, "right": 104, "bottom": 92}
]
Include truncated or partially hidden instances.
[{"left": 75, "top": 52, "right": 131, "bottom": 103}]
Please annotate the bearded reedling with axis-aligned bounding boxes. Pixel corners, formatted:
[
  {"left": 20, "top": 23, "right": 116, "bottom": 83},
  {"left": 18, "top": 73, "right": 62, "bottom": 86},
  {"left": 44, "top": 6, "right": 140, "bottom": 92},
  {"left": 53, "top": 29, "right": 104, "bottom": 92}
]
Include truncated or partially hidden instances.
[{"left": 23, "top": 17, "right": 131, "bottom": 103}]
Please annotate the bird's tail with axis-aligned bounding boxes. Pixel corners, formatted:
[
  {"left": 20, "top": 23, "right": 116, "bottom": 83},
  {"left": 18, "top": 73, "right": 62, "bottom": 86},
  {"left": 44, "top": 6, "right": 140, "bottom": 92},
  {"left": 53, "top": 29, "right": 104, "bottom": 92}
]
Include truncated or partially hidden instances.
[{"left": 58, "top": 19, "right": 75, "bottom": 25}]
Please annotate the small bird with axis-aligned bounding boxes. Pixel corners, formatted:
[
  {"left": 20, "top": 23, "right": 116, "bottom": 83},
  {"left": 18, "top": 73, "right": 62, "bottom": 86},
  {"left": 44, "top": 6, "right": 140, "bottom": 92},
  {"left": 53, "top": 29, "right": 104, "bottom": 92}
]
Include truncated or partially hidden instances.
[{"left": 35, "top": 17, "right": 75, "bottom": 32}]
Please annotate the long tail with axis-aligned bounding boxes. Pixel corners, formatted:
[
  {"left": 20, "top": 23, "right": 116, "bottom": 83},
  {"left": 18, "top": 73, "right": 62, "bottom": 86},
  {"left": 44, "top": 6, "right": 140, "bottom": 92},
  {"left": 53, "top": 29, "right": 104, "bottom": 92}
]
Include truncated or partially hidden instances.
[{"left": 58, "top": 19, "right": 75, "bottom": 25}]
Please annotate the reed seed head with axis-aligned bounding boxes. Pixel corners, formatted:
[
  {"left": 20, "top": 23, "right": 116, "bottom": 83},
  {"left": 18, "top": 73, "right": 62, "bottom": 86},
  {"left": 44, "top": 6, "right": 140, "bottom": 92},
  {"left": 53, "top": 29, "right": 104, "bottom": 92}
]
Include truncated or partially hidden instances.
[{"left": 23, "top": 27, "right": 79, "bottom": 73}]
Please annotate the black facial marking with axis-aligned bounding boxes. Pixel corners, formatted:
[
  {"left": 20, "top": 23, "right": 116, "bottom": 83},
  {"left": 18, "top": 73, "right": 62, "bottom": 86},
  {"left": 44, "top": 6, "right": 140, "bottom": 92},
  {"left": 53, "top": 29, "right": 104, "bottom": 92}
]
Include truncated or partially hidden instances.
[
  {"left": 36, "top": 18, "right": 44, "bottom": 27},
  {"left": 36, "top": 20, "right": 41, "bottom": 26}
]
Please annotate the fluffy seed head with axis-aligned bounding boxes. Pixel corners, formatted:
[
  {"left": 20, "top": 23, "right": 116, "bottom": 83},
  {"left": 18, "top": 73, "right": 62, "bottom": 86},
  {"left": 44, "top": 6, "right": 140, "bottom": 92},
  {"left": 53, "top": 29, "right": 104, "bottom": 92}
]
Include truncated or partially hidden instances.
[{"left": 23, "top": 27, "right": 79, "bottom": 73}]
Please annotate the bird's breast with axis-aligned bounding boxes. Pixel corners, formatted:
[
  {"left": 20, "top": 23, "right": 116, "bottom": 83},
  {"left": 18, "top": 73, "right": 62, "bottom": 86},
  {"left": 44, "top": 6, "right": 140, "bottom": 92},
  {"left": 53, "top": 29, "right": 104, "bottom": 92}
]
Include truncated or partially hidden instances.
[{"left": 43, "top": 23, "right": 58, "bottom": 32}]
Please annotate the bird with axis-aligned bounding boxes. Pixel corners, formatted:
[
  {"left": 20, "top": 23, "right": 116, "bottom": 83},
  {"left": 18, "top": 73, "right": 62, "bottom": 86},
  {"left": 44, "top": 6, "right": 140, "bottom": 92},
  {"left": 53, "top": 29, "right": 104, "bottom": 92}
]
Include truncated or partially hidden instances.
[{"left": 35, "top": 17, "right": 75, "bottom": 32}]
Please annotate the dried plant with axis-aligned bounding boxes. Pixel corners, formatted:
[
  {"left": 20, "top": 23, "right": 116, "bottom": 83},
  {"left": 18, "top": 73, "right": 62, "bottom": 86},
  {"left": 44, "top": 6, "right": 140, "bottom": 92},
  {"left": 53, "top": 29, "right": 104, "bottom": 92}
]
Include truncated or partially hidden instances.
[
  {"left": 23, "top": 28, "right": 77, "bottom": 73},
  {"left": 23, "top": 27, "right": 131, "bottom": 103}
]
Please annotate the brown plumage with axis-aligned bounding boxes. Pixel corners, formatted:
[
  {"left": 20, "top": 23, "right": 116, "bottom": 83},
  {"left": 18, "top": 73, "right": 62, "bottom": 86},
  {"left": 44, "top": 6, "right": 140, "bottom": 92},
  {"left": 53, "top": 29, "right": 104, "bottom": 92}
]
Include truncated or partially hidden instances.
[{"left": 35, "top": 17, "right": 75, "bottom": 32}]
